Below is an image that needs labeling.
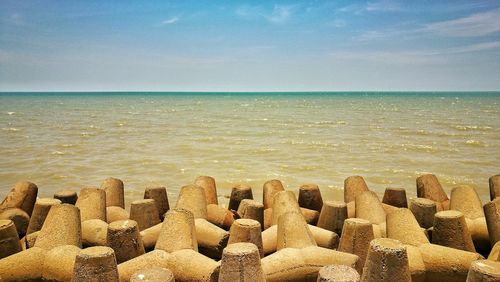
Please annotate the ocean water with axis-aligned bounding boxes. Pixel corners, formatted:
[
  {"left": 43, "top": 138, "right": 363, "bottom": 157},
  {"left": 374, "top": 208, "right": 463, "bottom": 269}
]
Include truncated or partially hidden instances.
[{"left": 0, "top": 92, "right": 499, "bottom": 208}]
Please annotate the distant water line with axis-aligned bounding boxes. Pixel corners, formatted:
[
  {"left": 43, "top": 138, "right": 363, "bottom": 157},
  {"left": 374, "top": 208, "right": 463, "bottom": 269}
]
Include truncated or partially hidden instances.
[{"left": 0, "top": 92, "right": 499, "bottom": 207}]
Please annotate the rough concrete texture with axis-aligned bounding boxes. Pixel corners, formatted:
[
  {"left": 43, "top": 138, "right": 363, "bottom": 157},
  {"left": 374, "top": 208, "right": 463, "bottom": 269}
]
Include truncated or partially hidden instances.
[
  {"left": 101, "top": 177, "right": 125, "bottom": 209},
  {"left": 263, "top": 208, "right": 273, "bottom": 230},
  {"left": 466, "top": 260, "right": 500, "bottom": 282},
  {"left": 262, "top": 246, "right": 358, "bottom": 282},
  {"left": 410, "top": 198, "right": 437, "bottom": 229},
  {"left": 165, "top": 249, "right": 220, "bottom": 282},
  {"left": 207, "top": 204, "right": 235, "bottom": 229},
  {"left": 484, "top": 198, "right": 500, "bottom": 246},
  {"left": 317, "top": 200, "right": 347, "bottom": 235},
  {"left": 0, "top": 208, "right": 30, "bottom": 237},
  {"left": 381, "top": 203, "right": 400, "bottom": 215},
  {"left": 361, "top": 238, "right": 411, "bottom": 282},
  {"left": 156, "top": 209, "right": 198, "bottom": 252},
  {"left": 140, "top": 222, "right": 162, "bottom": 252},
  {"left": 489, "top": 174, "right": 500, "bottom": 201},
  {"left": 228, "top": 184, "right": 253, "bottom": 212},
  {"left": 344, "top": 176, "right": 369, "bottom": 203},
  {"left": 118, "top": 250, "right": 172, "bottom": 282},
  {"left": 416, "top": 174, "right": 449, "bottom": 203},
  {"left": 107, "top": 219, "right": 145, "bottom": 263},
  {"left": 0, "top": 219, "right": 22, "bottom": 259},
  {"left": 0, "top": 181, "right": 38, "bottom": 216},
  {"left": 144, "top": 187, "right": 170, "bottom": 220},
  {"left": 34, "top": 203, "right": 82, "bottom": 250},
  {"left": 175, "top": 184, "right": 208, "bottom": 219},
  {"left": 41, "top": 244, "right": 81, "bottom": 281},
  {"left": 237, "top": 199, "right": 264, "bottom": 230},
  {"left": 130, "top": 199, "right": 161, "bottom": 231},
  {"left": 346, "top": 201, "right": 355, "bottom": 218},
  {"left": 488, "top": 241, "right": 500, "bottom": 261},
  {"left": 195, "top": 176, "right": 218, "bottom": 205},
  {"left": 82, "top": 219, "right": 108, "bottom": 247},
  {"left": 263, "top": 179, "right": 285, "bottom": 210},
  {"left": 0, "top": 246, "right": 45, "bottom": 281},
  {"left": 338, "top": 218, "right": 374, "bottom": 273},
  {"left": 298, "top": 184, "right": 323, "bottom": 212},
  {"left": 432, "top": 210, "right": 475, "bottom": 252},
  {"left": 277, "top": 211, "right": 317, "bottom": 250},
  {"left": 73, "top": 246, "right": 119, "bottom": 281},
  {"left": 106, "top": 206, "right": 130, "bottom": 223},
  {"left": 53, "top": 189, "right": 78, "bottom": 205},
  {"left": 228, "top": 219, "right": 263, "bottom": 257},
  {"left": 355, "top": 191, "right": 386, "bottom": 225},
  {"left": 300, "top": 207, "right": 320, "bottom": 225},
  {"left": 75, "top": 187, "right": 107, "bottom": 222},
  {"left": 405, "top": 244, "right": 427, "bottom": 282},
  {"left": 24, "top": 230, "right": 39, "bottom": 248},
  {"left": 418, "top": 243, "right": 483, "bottom": 282},
  {"left": 386, "top": 208, "right": 429, "bottom": 247},
  {"left": 317, "top": 265, "right": 360, "bottom": 282},
  {"left": 218, "top": 242, "right": 265, "bottom": 282},
  {"left": 26, "top": 197, "right": 61, "bottom": 235},
  {"left": 130, "top": 267, "right": 175, "bottom": 282},
  {"left": 194, "top": 218, "right": 229, "bottom": 259},
  {"left": 450, "top": 185, "right": 485, "bottom": 219},
  {"left": 382, "top": 188, "right": 408, "bottom": 208},
  {"left": 271, "top": 191, "right": 301, "bottom": 225}
]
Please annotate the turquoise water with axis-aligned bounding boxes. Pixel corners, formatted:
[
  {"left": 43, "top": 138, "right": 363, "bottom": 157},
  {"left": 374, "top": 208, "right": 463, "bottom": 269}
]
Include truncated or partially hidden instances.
[{"left": 0, "top": 92, "right": 499, "bottom": 207}]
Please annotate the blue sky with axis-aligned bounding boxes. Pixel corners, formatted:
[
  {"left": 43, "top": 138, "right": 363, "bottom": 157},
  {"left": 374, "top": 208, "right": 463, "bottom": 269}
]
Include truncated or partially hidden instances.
[{"left": 1, "top": 0, "right": 500, "bottom": 91}]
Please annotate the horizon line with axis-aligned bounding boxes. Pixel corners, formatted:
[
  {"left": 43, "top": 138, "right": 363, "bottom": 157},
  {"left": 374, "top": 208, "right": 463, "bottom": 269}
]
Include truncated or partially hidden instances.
[{"left": 1, "top": 90, "right": 500, "bottom": 94}]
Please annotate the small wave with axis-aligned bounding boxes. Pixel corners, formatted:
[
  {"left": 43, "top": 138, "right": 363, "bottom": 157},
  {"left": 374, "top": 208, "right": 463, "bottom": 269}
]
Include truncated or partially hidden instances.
[
  {"left": 51, "top": 151, "right": 65, "bottom": 155},
  {"left": 7, "top": 112, "right": 15, "bottom": 115},
  {"left": 2, "top": 127, "right": 19, "bottom": 131},
  {"left": 465, "top": 140, "right": 487, "bottom": 147}
]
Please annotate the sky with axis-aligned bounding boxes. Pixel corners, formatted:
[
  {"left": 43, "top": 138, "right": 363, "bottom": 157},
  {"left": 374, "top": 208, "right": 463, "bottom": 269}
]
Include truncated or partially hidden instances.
[{"left": 1, "top": 0, "right": 500, "bottom": 92}]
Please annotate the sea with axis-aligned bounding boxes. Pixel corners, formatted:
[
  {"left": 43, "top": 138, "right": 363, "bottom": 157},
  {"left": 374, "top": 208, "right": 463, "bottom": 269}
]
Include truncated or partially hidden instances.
[{"left": 0, "top": 92, "right": 498, "bottom": 208}]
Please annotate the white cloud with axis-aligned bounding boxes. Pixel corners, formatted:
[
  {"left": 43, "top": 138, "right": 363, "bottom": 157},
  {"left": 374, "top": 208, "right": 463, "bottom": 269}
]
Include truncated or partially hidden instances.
[
  {"left": 423, "top": 8, "right": 500, "bottom": 37},
  {"left": 338, "top": 0, "right": 402, "bottom": 15},
  {"left": 235, "top": 4, "right": 296, "bottom": 24},
  {"left": 160, "top": 17, "right": 179, "bottom": 26},
  {"left": 264, "top": 5, "right": 294, "bottom": 24}
]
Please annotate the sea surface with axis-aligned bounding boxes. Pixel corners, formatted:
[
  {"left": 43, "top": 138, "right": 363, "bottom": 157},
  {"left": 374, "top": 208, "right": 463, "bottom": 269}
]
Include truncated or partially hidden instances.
[{"left": 0, "top": 92, "right": 499, "bottom": 208}]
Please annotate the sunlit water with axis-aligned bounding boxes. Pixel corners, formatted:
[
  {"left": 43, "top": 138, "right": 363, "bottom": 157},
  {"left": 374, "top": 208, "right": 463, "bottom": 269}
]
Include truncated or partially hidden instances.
[{"left": 1, "top": 92, "right": 498, "bottom": 208}]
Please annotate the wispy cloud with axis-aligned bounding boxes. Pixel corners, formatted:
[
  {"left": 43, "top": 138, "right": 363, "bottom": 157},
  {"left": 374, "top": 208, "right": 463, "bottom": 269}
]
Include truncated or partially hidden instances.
[
  {"left": 264, "top": 5, "right": 295, "bottom": 24},
  {"left": 235, "top": 4, "right": 296, "bottom": 24},
  {"left": 159, "top": 17, "right": 179, "bottom": 26},
  {"left": 338, "top": 0, "right": 403, "bottom": 15},
  {"left": 423, "top": 8, "right": 500, "bottom": 37}
]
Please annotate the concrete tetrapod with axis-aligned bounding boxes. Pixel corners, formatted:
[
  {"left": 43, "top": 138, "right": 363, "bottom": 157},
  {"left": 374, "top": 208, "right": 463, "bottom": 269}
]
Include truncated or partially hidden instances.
[
  {"left": 382, "top": 187, "right": 408, "bottom": 208},
  {"left": 194, "top": 218, "right": 229, "bottom": 259},
  {"left": 0, "top": 219, "right": 22, "bottom": 259},
  {"left": 237, "top": 199, "right": 264, "bottom": 230},
  {"left": 466, "top": 260, "right": 500, "bottom": 282},
  {"left": 207, "top": 204, "right": 236, "bottom": 229},
  {"left": 0, "top": 208, "right": 30, "bottom": 237},
  {"left": 301, "top": 207, "right": 320, "bottom": 225},
  {"left": 26, "top": 198, "right": 61, "bottom": 235},
  {"left": 317, "top": 265, "right": 360, "bottom": 282},
  {"left": 155, "top": 209, "right": 198, "bottom": 252},
  {"left": 416, "top": 174, "right": 449, "bottom": 211},
  {"left": 218, "top": 242, "right": 265, "bottom": 282},
  {"left": 176, "top": 184, "right": 208, "bottom": 219},
  {"left": 386, "top": 208, "right": 429, "bottom": 247},
  {"left": 298, "top": 184, "right": 323, "bottom": 212},
  {"left": 271, "top": 191, "right": 301, "bottom": 225},
  {"left": 432, "top": 210, "right": 475, "bottom": 252},
  {"left": 361, "top": 238, "right": 411, "bottom": 282},
  {"left": 165, "top": 249, "right": 220, "bottom": 282},
  {"left": 488, "top": 241, "right": 500, "bottom": 261},
  {"left": 0, "top": 181, "right": 38, "bottom": 216},
  {"left": 130, "top": 199, "right": 161, "bottom": 231},
  {"left": 228, "top": 184, "right": 253, "bottom": 212},
  {"left": 409, "top": 198, "right": 437, "bottom": 229},
  {"left": 73, "top": 246, "right": 119, "bottom": 282},
  {"left": 338, "top": 218, "right": 374, "bottom": 273},
  {"left": 277, "top": 211, "right": 317, "bottom": 250},
  {"left": 81, "top": 219, "right": 108, "bottom": 247},
  {"left": 228, "top": 219, "right": 263, "bottom": 257},
  {"left": 34, "top": 203, "right": 82, "bottom": 250},
  {"left": 118, "top": 250, "right": 172, "bottom": 282},
  {"left": 263, "top": 179, "right": 285, "bottom": 210},
  {"left": 344, "top": 176, "right": 369, "bottom": 203},
  {"left": 101, "top": 177, "right": 125, "bottom": 208},
  {"left": 0, "top": 246, "right": 46, "bottom": 281},
  {"left": 75, "top": 188, "right": 107, "bottom": 222},
  {"left": 317, "top": 200, "right": 347, "bottom": 236},
  {"left": 42, "top": 244, "right": 81, "bottom": 281},
  {"left": 484, "top": 198, "right": 500, "bottom": 246},
  {"left": 130, "top": 267, "right": 175, "bottom": 282},
  {"left": 195, "top": 175, "right": 218, "bottom": 205},
  {"left": 262, "top": 246, "right": 359, "bottom": 282},
  {"left": 489, "top": 174, "right": 500, "bottom": 201},
  {"left": 355, "top": 191, "right": 386, "bottom": 225},
  {"left": 53, "top": 190, "right": 78, "bottom": 205},
  {"left": 144, "top": 187, "right": 170, "bottom": 220},
  {"left": 106, "top": 206, "right": 130, "bottom": 223},
  {"left": 107, "top": 219, "right": 145, "bottom": 263}
]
